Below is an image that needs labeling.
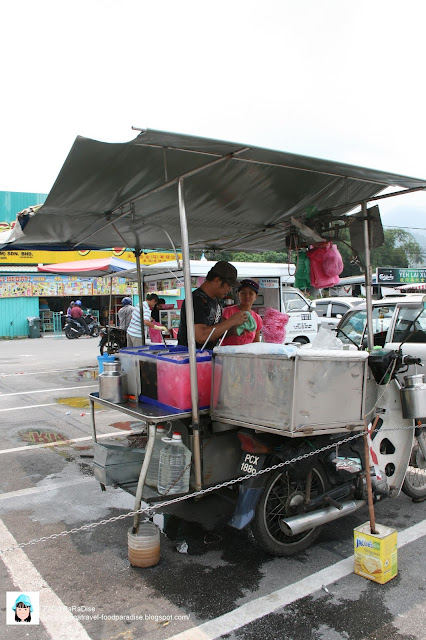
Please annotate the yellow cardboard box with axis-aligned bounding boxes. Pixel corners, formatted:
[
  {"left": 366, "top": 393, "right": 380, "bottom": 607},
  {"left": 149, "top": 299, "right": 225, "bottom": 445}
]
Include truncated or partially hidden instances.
[{"left": 354, "top": 522, "right": 398, "bottom": 584}]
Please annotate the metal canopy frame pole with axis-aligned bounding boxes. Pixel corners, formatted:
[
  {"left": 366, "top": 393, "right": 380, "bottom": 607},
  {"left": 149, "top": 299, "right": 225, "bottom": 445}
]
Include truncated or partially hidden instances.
[
  {"left": 134, "top": 249, "right": 146, "bottom": 346},
  {"left": 178, "top": 177, "right": 202, "bottom": 492},
  {"left": 362, "top": 202, "right": 375, "bottom": 350},
  {"left": 107, "top": 275, "right": 113, "bottom": 347}
]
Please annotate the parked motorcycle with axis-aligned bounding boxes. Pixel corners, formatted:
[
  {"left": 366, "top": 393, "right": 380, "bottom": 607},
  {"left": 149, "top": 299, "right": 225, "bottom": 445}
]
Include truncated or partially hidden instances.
[
  {"left": 99, "top": 325, "right": 127, "bottom": 355},
  {"left": 226, "top": 349, "right": 426, "bottom": 556},
  {"left": 64, "top": 314, "right": 100, "bottom": 339}
]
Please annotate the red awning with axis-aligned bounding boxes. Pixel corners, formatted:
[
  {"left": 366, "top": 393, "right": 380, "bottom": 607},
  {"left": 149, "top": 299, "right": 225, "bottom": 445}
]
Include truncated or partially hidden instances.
[{"left": 37, "top": 257, "right": 135, "bottom": 277}]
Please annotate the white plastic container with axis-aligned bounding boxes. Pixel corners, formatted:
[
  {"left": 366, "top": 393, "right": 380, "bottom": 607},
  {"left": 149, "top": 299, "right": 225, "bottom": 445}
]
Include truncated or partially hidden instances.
[
  {"left": 145, "top": 426, "right": 166, "bottom": 488},
  {"left": 157, "top": 432, "right": 191, "bottom": 495}
]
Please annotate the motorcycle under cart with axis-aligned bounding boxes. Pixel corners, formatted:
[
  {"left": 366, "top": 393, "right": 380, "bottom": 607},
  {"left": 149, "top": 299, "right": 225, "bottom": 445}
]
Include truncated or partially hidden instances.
[
  {"left": 99, "top": 325, "right": 127, "bottom": 355},
  {"left": 90, "top": 322, "right": 426, "bottom": 556}
]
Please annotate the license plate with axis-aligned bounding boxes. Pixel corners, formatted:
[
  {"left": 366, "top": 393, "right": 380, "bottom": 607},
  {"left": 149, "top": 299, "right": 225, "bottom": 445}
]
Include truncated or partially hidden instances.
[{"left": 239, "top": 452, "right": 266, "bottom": 476}]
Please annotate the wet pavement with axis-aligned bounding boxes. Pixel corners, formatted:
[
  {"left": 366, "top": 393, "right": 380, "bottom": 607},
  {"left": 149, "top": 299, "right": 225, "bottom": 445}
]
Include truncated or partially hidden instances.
[{"left": 0, "top": 337, "right": 425, "bottom": 640}]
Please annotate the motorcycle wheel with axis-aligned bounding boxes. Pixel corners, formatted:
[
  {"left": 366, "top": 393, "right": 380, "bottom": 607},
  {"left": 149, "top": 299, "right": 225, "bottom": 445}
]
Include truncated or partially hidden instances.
[
  {"left": 251, "top": 463, "right": 329, "bottom": 556},
  {"left": 91, "top": 326, "right": 100, "bottom": 338},
  {"left": 65, "top": 327, "right": 76, "bottom": 339},
  {"left": 99, "top": 337, "right": 121, "bottom": 355},
  {"left": 401, "top": 439, "right": 426, "bottom": 500}
]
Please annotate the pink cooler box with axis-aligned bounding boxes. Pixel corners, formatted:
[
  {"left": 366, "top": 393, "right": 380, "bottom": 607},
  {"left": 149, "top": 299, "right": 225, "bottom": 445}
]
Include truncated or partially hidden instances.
[{"left": 157, "top": 351, "right": 212, "bottom": 411}]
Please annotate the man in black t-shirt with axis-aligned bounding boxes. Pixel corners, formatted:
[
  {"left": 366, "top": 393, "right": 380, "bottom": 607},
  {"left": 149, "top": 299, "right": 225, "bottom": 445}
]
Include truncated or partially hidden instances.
[{"left": 177, "top": 261, "right": 248, "bottom": 350}]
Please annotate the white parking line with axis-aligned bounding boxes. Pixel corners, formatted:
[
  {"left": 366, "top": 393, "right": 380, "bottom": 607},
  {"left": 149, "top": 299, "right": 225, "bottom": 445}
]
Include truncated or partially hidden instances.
[
  {"left": 0, "top": 431, "right": 128, "bottom": 455},
  {"left": 0, "top": 367, "right": 97, "bottom": 377},
  {"left": 0, "top": 384, "right": 98, "bottom": 397},
  {"left": 0, "top": 518, "right": 92, "bottom": 640},
  {"left": 165, "top": 520, "right": 426, "bottom": 640},
  {"left": 0, "top": 477, "right": 93, "bottom": 501},
  {"left": 0, "top": 403, "right": 58, "bottom": 412}
]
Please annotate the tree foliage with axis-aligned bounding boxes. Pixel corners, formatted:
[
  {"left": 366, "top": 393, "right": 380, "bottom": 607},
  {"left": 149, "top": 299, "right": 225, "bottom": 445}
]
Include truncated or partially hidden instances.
[{"left": 335, "top": 228, "right": 425, "bottom": 277}]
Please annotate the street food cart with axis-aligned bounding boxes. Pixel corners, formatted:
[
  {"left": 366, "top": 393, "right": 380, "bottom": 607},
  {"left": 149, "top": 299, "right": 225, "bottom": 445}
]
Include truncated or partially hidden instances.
[{"left": 2, "top": 130, "right": 426, "bottom": 555}]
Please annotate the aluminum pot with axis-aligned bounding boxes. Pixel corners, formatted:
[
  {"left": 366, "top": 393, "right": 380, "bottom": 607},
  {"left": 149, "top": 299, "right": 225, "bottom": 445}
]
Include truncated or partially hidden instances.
[
  {"left": 403, "top": 374, "right": 426, "bottom": 388},
  {"left": 400, "top": 374, "right": 426, "bottom": 419},
  {"left": 99, "top": 360, "right": 127, "bottom": 403}
]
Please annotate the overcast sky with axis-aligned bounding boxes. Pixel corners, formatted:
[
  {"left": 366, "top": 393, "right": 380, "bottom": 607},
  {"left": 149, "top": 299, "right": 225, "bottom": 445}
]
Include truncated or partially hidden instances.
[{"left": 1, "top": 0, "right": 425, "bottom": 239}]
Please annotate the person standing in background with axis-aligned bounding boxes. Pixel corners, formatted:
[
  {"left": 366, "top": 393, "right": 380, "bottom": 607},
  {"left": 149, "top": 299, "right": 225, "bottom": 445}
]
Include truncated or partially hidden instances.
[
  {"left": 149, "top": 298, "right": 166, "bottom": 342},
  {"left": 127, "top": 293, "right": 164, "bottom": 347},
  {"left": 117, "top": 297, "right": 134, "bottom": 331}
]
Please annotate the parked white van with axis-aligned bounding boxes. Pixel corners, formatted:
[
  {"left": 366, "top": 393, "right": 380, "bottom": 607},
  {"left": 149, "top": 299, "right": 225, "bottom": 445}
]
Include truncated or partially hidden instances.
[{"left": 281, "top": 286, "right": 320, "bottom": 344}]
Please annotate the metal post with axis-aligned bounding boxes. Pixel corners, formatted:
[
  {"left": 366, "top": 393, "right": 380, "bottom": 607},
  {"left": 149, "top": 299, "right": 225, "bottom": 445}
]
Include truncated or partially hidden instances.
[
  {"left": 89, "top": 397, "right": 97, "bottom": 444},
  {"left": 107, "top": 275, "right": 113, "bottom": 348},
  {"left": 134, "top": 250, "right": 146, "bottom": 346},
  {"left": 132, "top": 422, "right": 156, "bottom": 532},
  {"left": 178, "top": 178, "right": 202, "bottom": 491},
  {"left": 363, "top": 202, "right": 374, "bottom": 351}
]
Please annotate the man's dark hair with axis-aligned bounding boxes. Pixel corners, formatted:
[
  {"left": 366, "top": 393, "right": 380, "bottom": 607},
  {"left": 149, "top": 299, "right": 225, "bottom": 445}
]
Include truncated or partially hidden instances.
[
  {"left": 146, "top": 293, "right": 159, "bottom": 302},
  {"left": 205, "top": 273, "right": 227, "bottom": 286}
]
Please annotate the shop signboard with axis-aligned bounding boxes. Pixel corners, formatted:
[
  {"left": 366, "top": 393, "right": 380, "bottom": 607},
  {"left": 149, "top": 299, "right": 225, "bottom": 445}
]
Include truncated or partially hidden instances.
[
  {"left": 0, "top": 277, "right": 32, "bottom": 297},
  {"left": 63, "top": 281, "right": 92, "bottom": 296},
  {"left": 32, "top": 281, "right": 64, "bottom": 297},
  {"left": 259, "top": 277, "right": 278, "bottom": 288},
  {"left": 0, "top": 248, "right": 181, "bottom": 265},
  {"left": 376, "top": 267, "right": 426, "bottom": 285}
]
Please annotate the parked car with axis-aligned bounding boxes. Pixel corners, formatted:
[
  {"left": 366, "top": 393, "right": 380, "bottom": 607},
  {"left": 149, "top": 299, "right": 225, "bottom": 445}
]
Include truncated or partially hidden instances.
[
  {"left": 314, "top": 297, "right": 365, "bottom": 331},
  {"left": 335, "top": 295, "right": 426, "bottom": 371}
]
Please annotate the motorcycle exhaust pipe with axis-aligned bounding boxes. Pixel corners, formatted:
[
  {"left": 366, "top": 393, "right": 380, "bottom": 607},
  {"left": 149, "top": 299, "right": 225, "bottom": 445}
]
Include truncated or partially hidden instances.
[{"left": 280, "top": 499, "right": 366, "bottom": 536}]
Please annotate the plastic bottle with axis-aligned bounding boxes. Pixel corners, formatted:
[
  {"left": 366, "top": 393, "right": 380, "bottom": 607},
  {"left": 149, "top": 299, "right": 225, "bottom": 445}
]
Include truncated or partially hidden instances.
[
  {"left": 157, "top": 432, "right": 192, "bottom": 495},
  {"left": 145, "top": 426, "right": 166, "bottom": 488}
]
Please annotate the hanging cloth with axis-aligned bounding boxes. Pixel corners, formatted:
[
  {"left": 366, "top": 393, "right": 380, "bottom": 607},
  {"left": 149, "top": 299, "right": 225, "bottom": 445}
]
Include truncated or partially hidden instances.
[{"left": 294, "top": 250, "right": 311, "bottom": 289}]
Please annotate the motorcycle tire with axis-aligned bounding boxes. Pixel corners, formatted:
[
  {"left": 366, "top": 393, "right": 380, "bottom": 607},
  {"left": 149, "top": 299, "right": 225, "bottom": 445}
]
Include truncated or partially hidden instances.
[
  {"left": 99, "top": 337, "right": 122, "bottom": 355},
  {"left": 401, "top": 440, "right": 426, "bottom": 500},
  {"left": 91, "top": 326, "right": 100, "bottom": 338},
  {"left": 65, "top": 327, "right": 77, "bottom": 339},
  {"left": 251, "top": 463, "right": 329, "bottom": 557}
]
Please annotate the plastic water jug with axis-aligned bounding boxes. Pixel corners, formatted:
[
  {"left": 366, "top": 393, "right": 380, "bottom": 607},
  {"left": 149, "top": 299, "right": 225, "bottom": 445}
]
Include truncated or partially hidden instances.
[
  {"left": 145, "top": 426, "right": 166, "bottom": 488},
  {"left": 157, "top": 432, "right": 191, "bottom": 495}
]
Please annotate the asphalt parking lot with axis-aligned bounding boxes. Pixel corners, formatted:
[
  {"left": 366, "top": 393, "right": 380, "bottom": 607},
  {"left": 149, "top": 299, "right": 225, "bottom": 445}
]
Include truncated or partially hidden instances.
[{"left": 0, "top": 336, "right": 425, "bottom": 640}]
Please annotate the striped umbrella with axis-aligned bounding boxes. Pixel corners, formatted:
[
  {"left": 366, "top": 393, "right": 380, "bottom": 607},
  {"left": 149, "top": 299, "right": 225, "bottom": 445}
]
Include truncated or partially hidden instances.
[{"left": 397, "top": 282, "right": 426, "bottom": 292}]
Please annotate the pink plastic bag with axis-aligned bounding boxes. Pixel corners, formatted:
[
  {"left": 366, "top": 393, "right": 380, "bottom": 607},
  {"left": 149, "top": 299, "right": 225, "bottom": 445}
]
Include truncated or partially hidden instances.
[
  {"left": 307, "top": 243, "right": 343, "bottom": 288},
  {"left": 262, "top": 308, "right": 289, "bottom": 343},
  {"left": 323, "top": 243, "right": 343, "bottom": 277}
]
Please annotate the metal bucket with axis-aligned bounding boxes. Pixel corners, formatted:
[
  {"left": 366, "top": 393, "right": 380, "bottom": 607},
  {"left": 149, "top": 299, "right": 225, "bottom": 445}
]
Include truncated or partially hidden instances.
[
  {"left": 400, "top": 374, "right": 426, "bottom": 419},
  {"left": 403, "top": 374, "right": 426, "bottom": 388},
  {"left": 99, "top": 361, "right": 127, "bottom": 403}
]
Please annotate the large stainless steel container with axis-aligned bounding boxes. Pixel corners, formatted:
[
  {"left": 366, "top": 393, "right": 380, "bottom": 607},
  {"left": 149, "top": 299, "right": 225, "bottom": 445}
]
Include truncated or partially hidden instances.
[
  {"left": 211, "top": 347, "right": 369, "bottom": 436},
  {"left": 400, "top": 374, "right": 426, "bottom": 419},
  {"left": 93, "top": 443, "right": 145, "bottom": 486},
  {"left": 99, "top": 360, "right": 127, "bottom": 403}
]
